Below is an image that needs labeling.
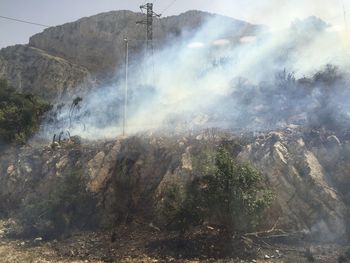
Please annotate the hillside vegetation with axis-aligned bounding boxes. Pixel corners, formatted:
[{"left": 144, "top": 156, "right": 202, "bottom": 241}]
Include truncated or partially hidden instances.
[{"left": 0, "top": 79, "right": 51, "bottom": 144}]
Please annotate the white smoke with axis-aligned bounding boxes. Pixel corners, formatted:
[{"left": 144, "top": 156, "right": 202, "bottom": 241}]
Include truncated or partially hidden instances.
[{"left": 39, "top": 14, "right": 350, "bottom": 140}]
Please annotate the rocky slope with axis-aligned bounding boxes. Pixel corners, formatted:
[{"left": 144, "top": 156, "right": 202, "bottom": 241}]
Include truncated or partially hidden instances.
[
  {"left": 0, "top": 45, "right": 94, "bottom": 101},
  {"left": 0, "top": 127, "right": 348, "bottom": 242}
]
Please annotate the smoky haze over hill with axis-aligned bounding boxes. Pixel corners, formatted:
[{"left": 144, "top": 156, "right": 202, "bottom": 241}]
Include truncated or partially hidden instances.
[
  {"left": 37, "top": 13, "right": 350, "bottom": 140},
  {"left": 0, "top": 10, "right": 350, "bottom": 140},
  {"left": 0, "top": 10, "right": 260, "bottom": 102},
  {"left": 28, "top": 10, "right": 261, "bottom": 74}
]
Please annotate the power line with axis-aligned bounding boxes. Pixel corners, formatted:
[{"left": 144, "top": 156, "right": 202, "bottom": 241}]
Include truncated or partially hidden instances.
[
  {"left": 160, "top": 0, "right": 178, "bottom": 15},
  {"left": 0, "top": 15, "right": 50, "bottom": 27}
]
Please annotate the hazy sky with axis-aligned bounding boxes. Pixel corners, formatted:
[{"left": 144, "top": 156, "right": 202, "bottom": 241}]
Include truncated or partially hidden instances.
[{"left": 0, "top": 0, "right": 348, "bottom": 48}]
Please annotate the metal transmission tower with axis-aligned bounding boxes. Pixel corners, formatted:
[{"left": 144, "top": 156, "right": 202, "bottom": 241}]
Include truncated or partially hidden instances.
[{"left": 136, "top": 3, "right": 161, "bottom": 51}]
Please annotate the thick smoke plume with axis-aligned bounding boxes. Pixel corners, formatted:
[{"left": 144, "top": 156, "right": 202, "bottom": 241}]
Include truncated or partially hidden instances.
[{"left": 39, "top": 15, "right": 350, "bottom": 140}]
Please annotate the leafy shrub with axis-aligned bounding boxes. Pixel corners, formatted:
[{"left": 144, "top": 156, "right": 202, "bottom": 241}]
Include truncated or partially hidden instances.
[
  {"left": 159, "top": 145, "right": 272, "bottom": 236},
  {"left": 203, "top": 146, "right": 273, "bottom": 234},
  {"left": 0, "top": 79, "right": 51, "bottom": 144},
  {"left": 158, "top": 182, "right": 203, "bottom": 235}
]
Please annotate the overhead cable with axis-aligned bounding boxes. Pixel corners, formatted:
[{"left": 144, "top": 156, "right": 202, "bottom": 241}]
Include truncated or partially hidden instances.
[{"left": 0, "top": 15, "right": 50, "bottom": 27}]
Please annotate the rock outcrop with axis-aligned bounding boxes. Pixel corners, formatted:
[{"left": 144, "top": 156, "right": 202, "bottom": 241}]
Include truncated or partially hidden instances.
[
  {"left": 0, "top": 128, "right": 349, "bottom": 241},
  {"left": 239, "top": 129, "right": 346, "bottom": 242}
]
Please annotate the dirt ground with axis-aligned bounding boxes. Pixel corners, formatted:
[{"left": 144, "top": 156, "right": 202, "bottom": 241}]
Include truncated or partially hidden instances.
[{"left": 0, "top": 220, "right": 349, "bottom": 263}]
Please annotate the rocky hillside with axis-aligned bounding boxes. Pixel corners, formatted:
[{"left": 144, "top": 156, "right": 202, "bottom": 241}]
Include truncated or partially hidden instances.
[
  {"left": 2, "top": 8, "right": 349, "bottom": 262},
  {"left": 0, "top": 127, "right": 348, "bottom": 242},
  {"left": 0, "top": 10, "right": 260, "bottom": 101}
]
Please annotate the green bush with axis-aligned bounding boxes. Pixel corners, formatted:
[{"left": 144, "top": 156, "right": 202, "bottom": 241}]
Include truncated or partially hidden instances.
[
  {"left": 158, "top": 182, "right": 203, "bottom": 235},
  {"left": 159, "top": 145, "right": 272, "bottom": 236},
  {"left": 0, "top": 79, "right": 51, "bottom": 144},
  {"left": 204, "top": 146, "right": 273, "bottom": 234}
]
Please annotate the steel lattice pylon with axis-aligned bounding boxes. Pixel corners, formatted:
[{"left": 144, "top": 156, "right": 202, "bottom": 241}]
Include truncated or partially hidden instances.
[{"left": 136, "top": 3, "right": 160, "bottom": 51}]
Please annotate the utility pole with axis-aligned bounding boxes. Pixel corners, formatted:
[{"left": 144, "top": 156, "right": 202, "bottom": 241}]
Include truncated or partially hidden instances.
[
  {"left": 342, "top": 1, "right": 349, "bottom": 34},
  {"left": 136, "top": 3, "right": 161, "bottom": 52},
  {"left": 123, "top": 37, "right": 129, "bottom": 136}
]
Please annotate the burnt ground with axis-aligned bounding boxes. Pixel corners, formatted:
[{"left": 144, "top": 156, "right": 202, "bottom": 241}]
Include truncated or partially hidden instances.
[{"left": 0, "top": 220, "right": 349, "bottom": 263}]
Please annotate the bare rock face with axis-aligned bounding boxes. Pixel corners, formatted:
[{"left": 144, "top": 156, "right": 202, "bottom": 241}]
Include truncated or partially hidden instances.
[
  {"left": 239, "top": 130, "right": 347, "bottom": 242},
  {"left": 29, "top": 11, "right": 145, "bottom": 74},
  {"left": 87, "top": 141, "right": 121, "bottom": 193},
  {"left": 0, "top": 45, "right": 94, "bottom": 101}
]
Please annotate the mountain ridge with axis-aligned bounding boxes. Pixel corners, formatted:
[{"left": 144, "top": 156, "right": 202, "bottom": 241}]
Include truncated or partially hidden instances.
[{"left": 0, "top": 10, "right": 261, "bottom": 100}]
